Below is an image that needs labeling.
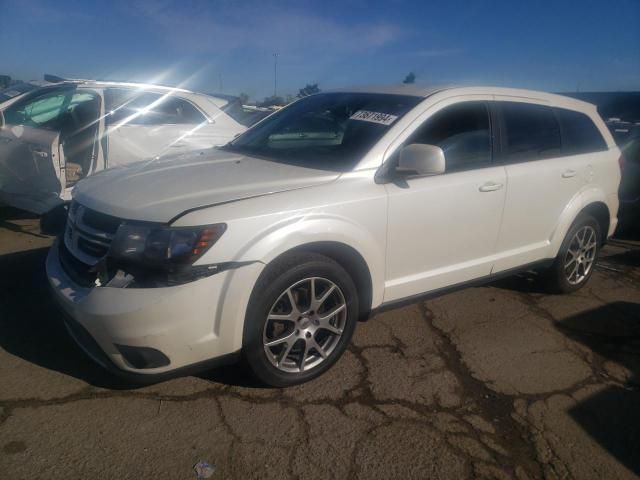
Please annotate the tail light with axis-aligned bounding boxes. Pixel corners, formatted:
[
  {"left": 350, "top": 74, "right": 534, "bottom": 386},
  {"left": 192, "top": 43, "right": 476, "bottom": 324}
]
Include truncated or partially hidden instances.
[{"left": 618, "top": 153, "right": 626, "bottom": 173}]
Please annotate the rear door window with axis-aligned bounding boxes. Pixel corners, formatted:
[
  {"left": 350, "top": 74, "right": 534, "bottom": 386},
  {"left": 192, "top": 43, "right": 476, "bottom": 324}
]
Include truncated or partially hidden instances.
[
  {"left": 499, "top": 102, "right": 562, "bottom": 161},
  {"left": 554, "top": 108, "right": 607, "bottom": 154}
]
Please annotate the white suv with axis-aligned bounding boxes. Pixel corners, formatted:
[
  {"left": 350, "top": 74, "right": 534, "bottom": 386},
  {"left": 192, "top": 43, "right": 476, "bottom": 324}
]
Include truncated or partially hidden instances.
[{"left": 46, "top": 85, "right": 621, "bottom": 386}]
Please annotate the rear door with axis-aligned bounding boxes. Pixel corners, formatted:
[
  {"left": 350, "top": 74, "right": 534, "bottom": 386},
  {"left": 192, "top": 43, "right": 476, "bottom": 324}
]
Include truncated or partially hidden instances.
[
  {"left": 0, "top": 87, "right": 73, "bottom": 213},
  {"left": 491, "top": 100, "right": 591, "bottom": 272}
]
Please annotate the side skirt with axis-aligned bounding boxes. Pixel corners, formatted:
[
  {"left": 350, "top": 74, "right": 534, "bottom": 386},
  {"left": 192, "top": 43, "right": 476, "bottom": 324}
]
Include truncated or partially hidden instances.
[{"left": 370, "top": 258, "right": 554, "bottom": 316}]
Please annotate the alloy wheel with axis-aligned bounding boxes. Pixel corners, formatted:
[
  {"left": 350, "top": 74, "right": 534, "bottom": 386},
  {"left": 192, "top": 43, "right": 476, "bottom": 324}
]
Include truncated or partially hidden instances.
[
  {"left": 564, "top": 225, "right": 597, "bottom": 285},
  {"left": 263, "top": 277, "right": 347, "bottom": 373}
]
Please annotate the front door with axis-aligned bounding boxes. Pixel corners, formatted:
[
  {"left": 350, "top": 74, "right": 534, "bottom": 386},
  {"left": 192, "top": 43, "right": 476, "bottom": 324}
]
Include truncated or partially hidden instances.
[
  {"left": 0, "top": 86, "right": 105, "bottom": 212},
  {"left": 384, "top": 100, "right": 507, "bottom": 302},
  {"left": 0, "top": 87, "right": 72, "bottom": 213}
]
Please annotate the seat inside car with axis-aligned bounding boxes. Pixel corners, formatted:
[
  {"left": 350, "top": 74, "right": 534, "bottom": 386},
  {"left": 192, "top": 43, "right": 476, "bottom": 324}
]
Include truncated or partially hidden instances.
[{"left": 59, "top": 95, "right": 101, "bottom": 185}]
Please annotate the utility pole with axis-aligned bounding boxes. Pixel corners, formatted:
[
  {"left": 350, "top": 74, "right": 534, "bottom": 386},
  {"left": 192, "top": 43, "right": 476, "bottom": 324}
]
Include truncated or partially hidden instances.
[{"left": 273, "top": 53, "right": 279, "bottom": 97}]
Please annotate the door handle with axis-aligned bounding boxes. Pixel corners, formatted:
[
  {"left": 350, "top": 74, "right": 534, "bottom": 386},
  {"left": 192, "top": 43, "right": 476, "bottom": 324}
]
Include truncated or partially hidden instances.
[
  {"left": 562, "top": 169, "right": 577, "bottom": 178},
  {"left": 32, "top": 149, "right": 48, "bottom": 158},
  {"left": 479, "top": 182, "right": 503, "bottom": 192}
]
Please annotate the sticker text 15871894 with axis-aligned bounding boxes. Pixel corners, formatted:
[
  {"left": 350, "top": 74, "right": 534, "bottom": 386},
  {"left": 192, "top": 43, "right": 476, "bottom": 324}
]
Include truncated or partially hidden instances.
[{"left": 349, "top": 110, "right": 399, "bottom": 126}]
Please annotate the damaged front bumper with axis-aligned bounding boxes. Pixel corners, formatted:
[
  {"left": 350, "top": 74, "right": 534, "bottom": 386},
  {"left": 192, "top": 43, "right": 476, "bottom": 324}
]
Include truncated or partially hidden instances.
[{"left": 46, "top": 239, "right": 260, "bottom": 381}]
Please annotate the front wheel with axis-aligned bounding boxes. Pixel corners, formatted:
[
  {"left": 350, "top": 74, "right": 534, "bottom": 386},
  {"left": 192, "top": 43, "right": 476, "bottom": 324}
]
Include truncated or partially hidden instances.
[
  {"left": 243, "top": 252, "right": 358, "bottom": 387},
  {"left": 544, "top": 214, "right": 601, "bottom": 293}
]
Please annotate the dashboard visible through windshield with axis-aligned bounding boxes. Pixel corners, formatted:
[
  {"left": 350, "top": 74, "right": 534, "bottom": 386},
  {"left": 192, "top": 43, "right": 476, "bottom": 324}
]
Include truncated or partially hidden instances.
[{"left": 221, "top": 92, "right": 422, "bottom": 171}]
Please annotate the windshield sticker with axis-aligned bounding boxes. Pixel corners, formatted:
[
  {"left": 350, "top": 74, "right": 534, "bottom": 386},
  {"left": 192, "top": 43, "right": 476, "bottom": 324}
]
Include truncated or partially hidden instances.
[{"left": 350, "top": 110, "right": 398, "bottom": 126}]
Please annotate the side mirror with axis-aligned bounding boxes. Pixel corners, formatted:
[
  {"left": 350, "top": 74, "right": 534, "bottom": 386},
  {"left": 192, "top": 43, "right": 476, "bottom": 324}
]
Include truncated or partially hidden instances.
[{"left": 398, "top": 143, "right": 445, "bottom": 177}]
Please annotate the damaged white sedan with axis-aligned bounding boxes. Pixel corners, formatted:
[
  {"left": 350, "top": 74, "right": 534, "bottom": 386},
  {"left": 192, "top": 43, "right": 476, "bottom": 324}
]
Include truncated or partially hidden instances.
[{"left": 0, "top": 80, "right": 247, "bottom": 214}]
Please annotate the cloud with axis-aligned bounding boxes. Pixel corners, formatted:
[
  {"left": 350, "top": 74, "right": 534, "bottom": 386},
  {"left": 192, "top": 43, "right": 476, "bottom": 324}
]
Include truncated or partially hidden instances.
[{"left": 124, "top": 0, "right": 405, "bottom": 56}]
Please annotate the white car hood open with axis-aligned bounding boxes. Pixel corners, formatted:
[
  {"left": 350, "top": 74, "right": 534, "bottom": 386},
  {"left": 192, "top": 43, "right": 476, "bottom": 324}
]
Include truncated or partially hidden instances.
[{"left": 73, "top": 149, "right": 340, "bottom": 223}]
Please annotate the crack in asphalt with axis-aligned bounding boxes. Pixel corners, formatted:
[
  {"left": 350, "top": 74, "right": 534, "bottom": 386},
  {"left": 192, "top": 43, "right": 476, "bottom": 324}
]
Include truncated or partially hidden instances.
[
  {"left": 2, "top": 235, "right": 638, "bottom": 479},
  {"left": 419, "top": 301, "right": 545, "bottom": 478}
]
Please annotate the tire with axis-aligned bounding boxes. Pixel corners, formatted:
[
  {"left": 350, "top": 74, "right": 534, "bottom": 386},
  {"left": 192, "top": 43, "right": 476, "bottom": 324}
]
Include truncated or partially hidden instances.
[
  {"left": 544, "top": 214, "right": 601, "bottom": 294},
  {"left": 243, "top": 251, "right": 359, "bottom": 387}
]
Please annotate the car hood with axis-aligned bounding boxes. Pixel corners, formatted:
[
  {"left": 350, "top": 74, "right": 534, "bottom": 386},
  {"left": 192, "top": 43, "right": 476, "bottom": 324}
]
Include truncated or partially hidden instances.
[{"left": 73, "top": 149, "right": 340, "bottom": 223}]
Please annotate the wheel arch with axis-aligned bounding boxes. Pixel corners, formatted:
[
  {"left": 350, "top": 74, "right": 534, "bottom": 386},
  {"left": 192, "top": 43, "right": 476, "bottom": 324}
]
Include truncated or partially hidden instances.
[
  {"left": 284, "top": 241, "right": 374, "bottom": 321},
  {"left": 580, "top": 201, "right": 610, "bottom": 245},
  {"left": 226, "top": 212, "right": 385, "bottom": 313},
  {"left": 550, "top": 187, "right": 613, "bottom": 257}
]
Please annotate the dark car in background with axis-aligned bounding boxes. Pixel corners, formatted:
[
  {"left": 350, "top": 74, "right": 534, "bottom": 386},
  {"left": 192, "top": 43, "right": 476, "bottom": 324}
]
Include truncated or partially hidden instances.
[{"left": 614, "top": 122, "right": 640, "bottom": 228}]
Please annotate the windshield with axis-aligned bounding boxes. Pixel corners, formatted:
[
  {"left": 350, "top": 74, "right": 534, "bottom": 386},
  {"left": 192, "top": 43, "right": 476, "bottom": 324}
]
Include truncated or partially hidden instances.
[{"left": 221, "top": 92, "right": 421, "bottom": 171}]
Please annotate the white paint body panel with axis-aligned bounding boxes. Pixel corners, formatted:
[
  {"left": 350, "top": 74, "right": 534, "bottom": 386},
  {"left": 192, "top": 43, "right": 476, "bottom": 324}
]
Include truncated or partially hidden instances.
[
  {"left": 46, "top": 85, "right": 622, "bottom": 375},
  {"left": 384, "top": 165, "right": 507, "bottom": 301}
]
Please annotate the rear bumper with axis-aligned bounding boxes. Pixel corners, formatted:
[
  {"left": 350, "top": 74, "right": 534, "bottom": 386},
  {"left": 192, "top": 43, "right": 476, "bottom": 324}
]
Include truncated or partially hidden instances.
[{"left": 46, "top": 239, "right": 262, "bottom": 380}]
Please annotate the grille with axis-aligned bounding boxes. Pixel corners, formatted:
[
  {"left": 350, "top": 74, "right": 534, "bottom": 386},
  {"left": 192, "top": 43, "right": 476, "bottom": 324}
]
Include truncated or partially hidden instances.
[
  {"left": 64, "top": 202, "right": 122, "bottom": 266},
  {"left": 58, "top": 241, "right": 98, "bottom": 287}
]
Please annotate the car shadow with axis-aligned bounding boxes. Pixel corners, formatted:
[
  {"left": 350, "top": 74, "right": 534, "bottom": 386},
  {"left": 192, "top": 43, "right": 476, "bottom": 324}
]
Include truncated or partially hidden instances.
[
  {"left": 0, "top": 207, "right": 50, "bottom": 239},
  {"left": 196, "top": 363, "right": 265, "bottom": 388},
  {"left": 555, "top": 302, "right": 640, "bottom": 476},
  {"left": 489, "top": 270, "right": 551, "bottom": 294},
  {"left": 0, "top": 247, "right": 126, "bottom": 389}
]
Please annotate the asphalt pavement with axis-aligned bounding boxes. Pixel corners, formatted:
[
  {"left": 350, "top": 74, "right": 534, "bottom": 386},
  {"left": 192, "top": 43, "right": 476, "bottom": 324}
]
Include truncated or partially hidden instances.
[{"left": 1, "top": 208, "right": 639, "bottom": 479}]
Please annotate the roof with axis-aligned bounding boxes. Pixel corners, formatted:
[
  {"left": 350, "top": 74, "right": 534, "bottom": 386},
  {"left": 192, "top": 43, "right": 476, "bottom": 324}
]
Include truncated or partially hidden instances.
[
  {"left": 326, "top": 84, "right": 454, "bottom": 97},
  {"left": 324, "top": 84, "right": 599, "bottom": 112},
  {"left": 67, "top": 80, "right": 194, "bottom": 94}
]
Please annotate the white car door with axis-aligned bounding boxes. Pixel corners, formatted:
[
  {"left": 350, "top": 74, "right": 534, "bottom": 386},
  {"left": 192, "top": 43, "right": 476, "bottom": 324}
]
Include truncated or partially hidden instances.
[
  {"left": 0, "top": 86, "right": 106, "bottom": 212},
  {"left": 0, "top": 87, "right": 73, "bottom": 214},
  {"left": 0, "top": 125, "right": 63, "bottom": 214},
  {"left": 384, "top": 100, "right": 507, "bottom": 302},
  {"left": 105, "top": 91, "right": 239, "bottom": 167},
  {"left": 491, "top": 100, "right": 588, "bottom": 272}
]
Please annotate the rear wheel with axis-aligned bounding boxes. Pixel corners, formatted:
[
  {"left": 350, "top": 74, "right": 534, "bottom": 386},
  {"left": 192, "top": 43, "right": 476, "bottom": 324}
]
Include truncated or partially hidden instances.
[
  {"left": 243, "top": 252, "right": 358, "bottom": 387},
  {"left": 544, "top": 214, "right": 601, "bottom": 293}
]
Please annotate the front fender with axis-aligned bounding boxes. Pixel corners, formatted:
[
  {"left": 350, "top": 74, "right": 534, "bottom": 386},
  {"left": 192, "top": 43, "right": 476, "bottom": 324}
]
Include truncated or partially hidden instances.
[{"left": 232, "top": 213, "right": 385, "bottom": 309}]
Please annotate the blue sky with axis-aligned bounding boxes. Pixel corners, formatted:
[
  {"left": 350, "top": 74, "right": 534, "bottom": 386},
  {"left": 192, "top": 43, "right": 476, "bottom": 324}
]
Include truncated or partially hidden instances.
[{"left": 1, "top": 0, "right": 638, "bottom": 100}]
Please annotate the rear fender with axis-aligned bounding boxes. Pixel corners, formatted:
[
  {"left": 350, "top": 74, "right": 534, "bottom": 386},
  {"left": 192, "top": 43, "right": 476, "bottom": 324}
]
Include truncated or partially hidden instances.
[{"left": 549, "top": 186, "right": 610, "bottom": 257}]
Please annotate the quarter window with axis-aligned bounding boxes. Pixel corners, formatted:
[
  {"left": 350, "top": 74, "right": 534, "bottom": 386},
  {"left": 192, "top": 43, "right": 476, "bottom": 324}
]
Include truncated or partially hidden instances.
[
  {"left": 406, "top": 101, "right": 492, "bottom": 172},
  {"left": 500, "top": 102, "right": 561, "bottom": 160},
  {"left": 555, "top": 108, "right": 607, "bottom": 154}
]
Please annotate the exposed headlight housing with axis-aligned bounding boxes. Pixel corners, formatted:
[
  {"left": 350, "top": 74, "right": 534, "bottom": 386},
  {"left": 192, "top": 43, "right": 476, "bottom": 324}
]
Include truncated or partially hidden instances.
[{"left": 109, "top": 223, "right": 227, "bottom": 268}]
